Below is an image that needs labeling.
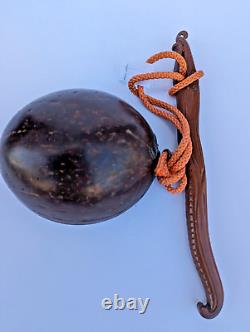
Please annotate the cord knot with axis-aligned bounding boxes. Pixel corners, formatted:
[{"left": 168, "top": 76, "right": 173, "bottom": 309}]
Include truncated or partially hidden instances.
[{"left": 155, "top": 149, "right": 187, "bottom": 194}]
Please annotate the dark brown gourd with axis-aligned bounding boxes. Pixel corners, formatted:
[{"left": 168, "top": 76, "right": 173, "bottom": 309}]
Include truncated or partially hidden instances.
[{"left": 0, "top": 89, "right": 159, "bottom": 224}]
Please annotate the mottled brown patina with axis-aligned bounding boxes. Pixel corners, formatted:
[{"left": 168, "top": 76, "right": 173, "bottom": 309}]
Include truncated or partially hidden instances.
[{"left": 0, "top": 89, "right": 159, "bottom": 224}]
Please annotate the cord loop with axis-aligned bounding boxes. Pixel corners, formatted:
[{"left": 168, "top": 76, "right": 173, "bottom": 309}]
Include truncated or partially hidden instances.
[{"left": 128, "top": 51, "right": 204, "bottom": 193}]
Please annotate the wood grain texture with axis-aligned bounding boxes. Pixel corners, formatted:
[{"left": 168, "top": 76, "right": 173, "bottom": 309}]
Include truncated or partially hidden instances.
[{"left": 173, "top": 31, "right": 224, "bottom": 319}]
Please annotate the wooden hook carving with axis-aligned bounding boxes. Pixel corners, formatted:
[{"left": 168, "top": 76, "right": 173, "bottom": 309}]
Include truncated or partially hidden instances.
[{"left": 172, "top": 31, "right": 224, "bottom": 319}]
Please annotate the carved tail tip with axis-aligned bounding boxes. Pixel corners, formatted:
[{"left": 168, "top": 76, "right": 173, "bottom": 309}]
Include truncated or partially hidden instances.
[
  {"left": 176, "top": 30, "right": 188, "bottom": 41},
  {"left": 172, "top": 31, "right": 189, "bottom": 52},
  {"left": 197, "top": 301, "right": 222, "bottom": 319}
]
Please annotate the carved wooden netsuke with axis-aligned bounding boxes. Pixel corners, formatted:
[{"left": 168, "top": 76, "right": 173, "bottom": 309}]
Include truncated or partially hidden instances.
[
  {"left": 173, "top": 32, "right": 224, "bottom": 318},
  {"left": 128, "top": 31, "right": 224, "bottom": 319}
]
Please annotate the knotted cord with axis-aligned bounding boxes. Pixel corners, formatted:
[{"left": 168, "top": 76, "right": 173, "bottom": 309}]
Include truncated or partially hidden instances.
[{"left": 128, "top": 51, "right": 204, "bottom": 193}]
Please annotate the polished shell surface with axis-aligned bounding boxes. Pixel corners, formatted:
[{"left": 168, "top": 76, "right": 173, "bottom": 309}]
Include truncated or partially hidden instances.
[{"left": 0, "top": 89, "right": 159, "bottom": 224}]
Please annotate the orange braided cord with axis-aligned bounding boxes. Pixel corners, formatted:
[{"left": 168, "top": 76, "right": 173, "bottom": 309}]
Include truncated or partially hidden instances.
[{"left": 128, "top": 51, "right": 204, "bottom": 194}]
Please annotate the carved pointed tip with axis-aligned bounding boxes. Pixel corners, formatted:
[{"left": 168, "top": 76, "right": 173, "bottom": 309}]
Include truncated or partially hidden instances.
[
  {"left": 172, "top": 31, "right": 197, "bottom": 76},
  {"left": 176, "top": 30, "right": 188, "bottom": 41},
  {"left": 197, "top": 301, "right": 223, "bottom": 319}
]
